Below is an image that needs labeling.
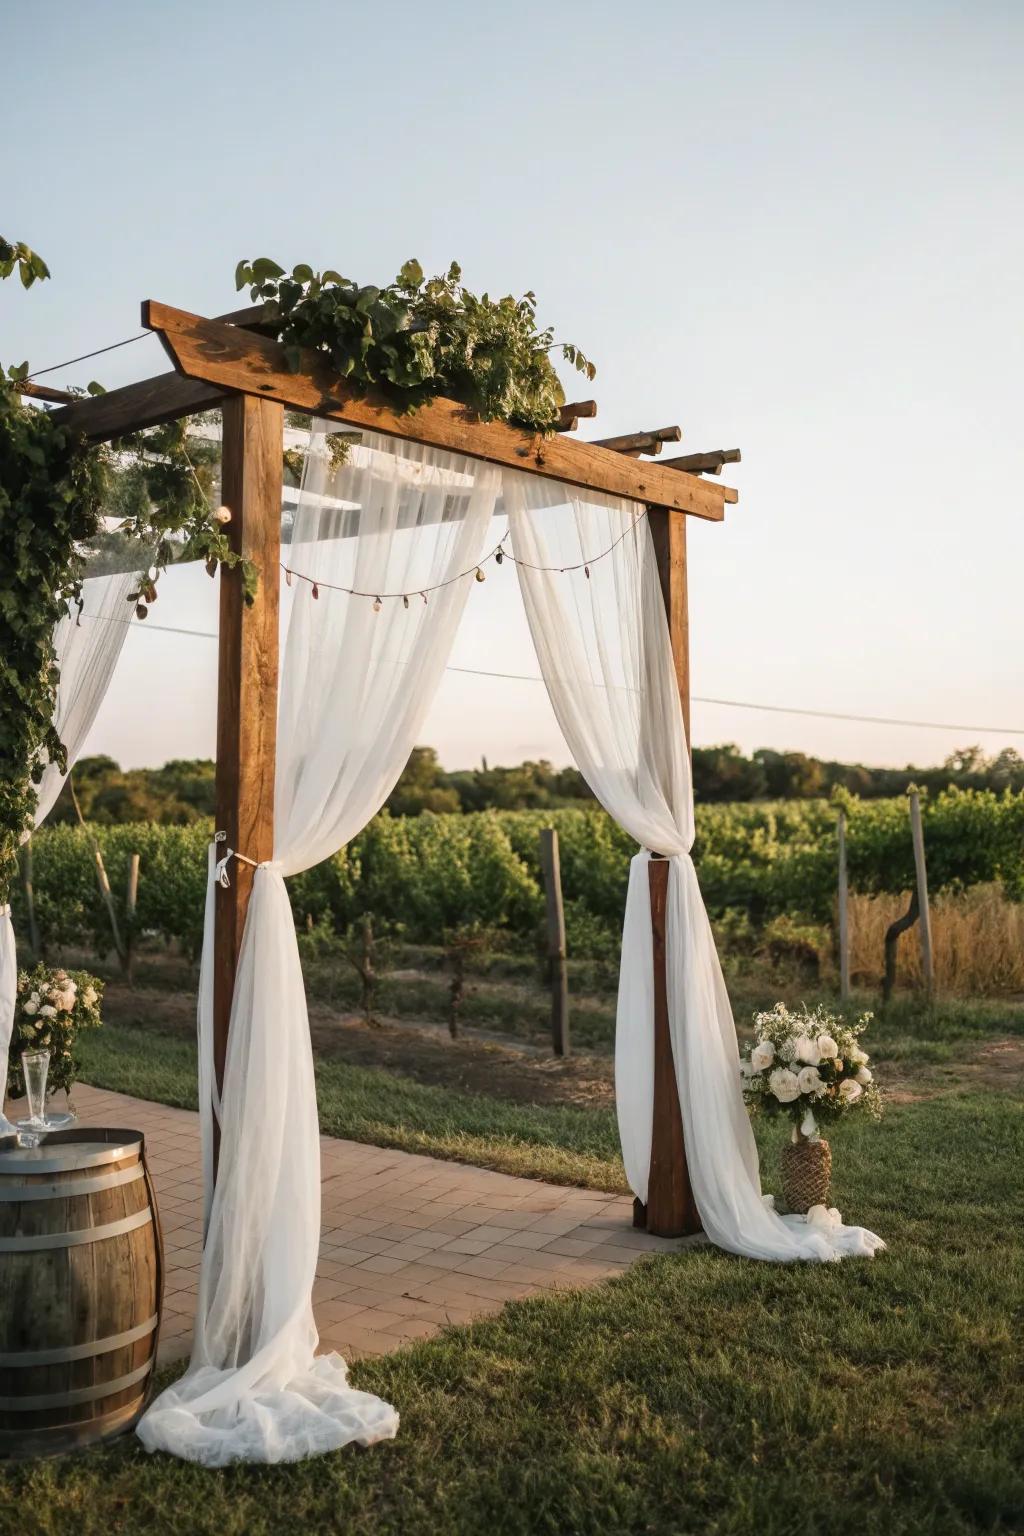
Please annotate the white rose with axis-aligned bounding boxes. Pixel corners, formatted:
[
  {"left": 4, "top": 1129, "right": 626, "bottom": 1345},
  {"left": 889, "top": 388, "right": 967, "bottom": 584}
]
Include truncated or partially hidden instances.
[
  {"left": 839, "top": 1078, "right": 863, "bottom": 1103},
  {"left": 39, "top": 1004, "right": 56, "bottom": 1019},
  {"left": 856, "top": 1066, "right": 873, "bottom": 1085},
  {"left": 213, "top": 505, "right": 232, "bottom": 524},
  {"left": 769, "top": 1068, "right": 801, "bottom": 1103},
  {"left": 29, "top": 991, "right": 40, "bottom": 1005},
  {"left": 84, "top": 987, "right": 98, "bottom": 1007},
  {"left": 851, "top": 1046, "right": 869, "bottom": 1066},
  {"left": 797, "top": 1066, "right": 825, "bottom": 1097},
  {"left": 794, "top": 1035, "right": 821, "bottom": 1065},
  {"left": 58, "top": 989, "right": 77, "bottom": 1012},
  {"left": 816, "top": 1034, "right": 839, "bottom": 1060},
  {"left": 23, "top": 999, "right": 38, "bottom": 1016},
  {"left": 750, "top": 1040, "right": 775, "bottom": 1071}
]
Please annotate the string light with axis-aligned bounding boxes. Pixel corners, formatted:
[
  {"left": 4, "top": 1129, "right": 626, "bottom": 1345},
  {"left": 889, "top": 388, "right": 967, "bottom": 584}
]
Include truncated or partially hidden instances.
[{"left": 279, "top": 509, "right": 648, "bottom": 608}]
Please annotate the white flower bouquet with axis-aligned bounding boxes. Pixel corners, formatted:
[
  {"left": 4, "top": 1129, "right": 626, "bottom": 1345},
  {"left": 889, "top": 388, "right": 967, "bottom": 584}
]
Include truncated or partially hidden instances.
[
  {"left": 740, "top": 1002, "right": 882, "bottom": 1139},
  {"left": 8, "top": 964, "right": 103, "bottom": 1101}
]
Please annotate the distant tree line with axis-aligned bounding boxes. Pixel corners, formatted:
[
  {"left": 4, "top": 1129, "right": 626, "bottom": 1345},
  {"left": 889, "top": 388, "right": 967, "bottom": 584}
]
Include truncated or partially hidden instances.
[{"left": 53, "top": 743, "right": 1024, "bottom": 825}]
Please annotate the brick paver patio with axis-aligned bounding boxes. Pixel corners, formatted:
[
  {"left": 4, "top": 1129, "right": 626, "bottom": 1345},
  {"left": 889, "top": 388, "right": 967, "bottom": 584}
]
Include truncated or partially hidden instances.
[{"left": 35, "top": 1084, "right": 703, "bottom": 1365}]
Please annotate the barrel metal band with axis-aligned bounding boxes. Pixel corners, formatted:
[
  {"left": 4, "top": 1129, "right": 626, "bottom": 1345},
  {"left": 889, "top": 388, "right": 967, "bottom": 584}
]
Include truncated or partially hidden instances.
[
  {"left": 0, "top": 1314, "right": 158, "bottom": 1368},
  {"left": 0, "top": 1206, "right": 152, "bottom": 1253},
  {"left": 0, "top": 1163, "right": 146, "bottom": 1203},
  {"left": 0, "top": 1357, "right": 153, "bottom": 1411}
]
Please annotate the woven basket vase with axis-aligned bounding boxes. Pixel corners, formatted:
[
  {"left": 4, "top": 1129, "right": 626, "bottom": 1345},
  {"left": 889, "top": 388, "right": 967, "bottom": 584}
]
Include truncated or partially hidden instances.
[{"left": 780, "top": 1136, "right": 832, "bottom": 1215}]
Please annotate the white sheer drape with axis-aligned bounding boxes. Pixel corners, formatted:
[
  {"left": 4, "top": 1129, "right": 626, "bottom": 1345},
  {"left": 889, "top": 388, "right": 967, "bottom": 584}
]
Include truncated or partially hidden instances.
[
  {"left": 138, "top": 429, "right": 500, "bottom": 1464},
  {"left": 1, "top": 571, "right": 135, "bottom": 1127},
  {"left": 505, "top": 472, "right": 883, "bottom": 1263}
]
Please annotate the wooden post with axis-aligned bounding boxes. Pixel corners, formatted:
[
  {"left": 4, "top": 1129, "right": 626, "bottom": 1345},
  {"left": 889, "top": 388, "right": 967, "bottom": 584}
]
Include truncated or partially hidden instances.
[
  {"left": 19, "top": 842, "right": 42, "bottom": 963},
  {"left": 643, "top": 507, "right": 700, "bottom": 1238},
  {"left": 538, "top": 827, "right": 570, "bottom": 1057},
  {"left": 213, "top": 395, "right": 283, "bottom": 1139},
  {"left": 837, "top": 809, "right": 850, "bottom": 1001},
  {"left": 908, "top": 790, "right": 934, "bottom": 996},
  {"left": 124, "top": 853, "right": 140, "bottom": 985}
]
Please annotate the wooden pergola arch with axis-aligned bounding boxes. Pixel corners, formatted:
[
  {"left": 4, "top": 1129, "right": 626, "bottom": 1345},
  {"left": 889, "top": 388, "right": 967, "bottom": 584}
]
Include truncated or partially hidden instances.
[{"left": 42, "top": 300, "right": 741, "bottom": 1240}]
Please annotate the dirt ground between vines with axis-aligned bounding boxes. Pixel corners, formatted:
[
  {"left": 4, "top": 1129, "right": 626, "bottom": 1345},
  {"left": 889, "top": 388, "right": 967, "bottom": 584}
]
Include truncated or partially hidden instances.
[
  {"left": 100, "top": 968, "right": 617, "bottom": 1109},
  {"left": 96, "top": 957, "right": 1024, "bottom": 1112}
]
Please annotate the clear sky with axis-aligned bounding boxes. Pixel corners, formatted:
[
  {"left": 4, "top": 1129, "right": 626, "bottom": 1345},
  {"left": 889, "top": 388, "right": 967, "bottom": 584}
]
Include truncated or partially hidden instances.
[{"left": 3, "top": 0, "right": 1021, "bottom": 772}]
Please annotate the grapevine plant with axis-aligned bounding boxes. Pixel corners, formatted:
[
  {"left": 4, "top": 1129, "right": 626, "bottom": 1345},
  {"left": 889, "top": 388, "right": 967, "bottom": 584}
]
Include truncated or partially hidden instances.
[
  {"left": 235, "top": 257, "right": 596, "bottom": 434},
  {"left": 0, "top": 240, "right": 250, "bottom": 907}
]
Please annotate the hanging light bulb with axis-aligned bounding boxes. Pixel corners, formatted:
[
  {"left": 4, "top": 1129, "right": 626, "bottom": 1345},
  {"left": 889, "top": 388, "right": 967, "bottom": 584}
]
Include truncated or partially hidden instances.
[
  {"left": 403, "top": 595, "right": 410, "bottom": 609},
  {"left": 285, "top": 569, "right": 293, "bottom": 587},
  {"left": 584, "top": 565, "right": 591, "bottom": 579},
  {"left": 495, "top": 548, "right": 504, "bottom": 565},
  {"left": 475, "top": 567, "right": 486, "bottom": 582},
  {"left": 311, "top": 582, "right": 319, "bottom": 600},
  {"left": 373, "top": 596, "right": 382, "bottom": 612}
]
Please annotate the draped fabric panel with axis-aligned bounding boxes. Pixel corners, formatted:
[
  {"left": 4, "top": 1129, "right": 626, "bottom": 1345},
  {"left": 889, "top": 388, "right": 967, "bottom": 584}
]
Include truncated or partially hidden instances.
[
  {"left": 138, "top": 429, "right": 500, "bottom": 1465},
  {"left": 1, "top": 571, "right": 135, "bottom": 1128},
  {"left": 504, "top": 471, "right": 883, "bottom": 1263}
]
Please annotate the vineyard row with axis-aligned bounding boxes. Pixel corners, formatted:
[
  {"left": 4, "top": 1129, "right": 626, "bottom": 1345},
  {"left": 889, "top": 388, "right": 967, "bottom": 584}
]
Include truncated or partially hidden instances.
[{"left": 13, "top": 788, "right": 1024, "bottom": 961}]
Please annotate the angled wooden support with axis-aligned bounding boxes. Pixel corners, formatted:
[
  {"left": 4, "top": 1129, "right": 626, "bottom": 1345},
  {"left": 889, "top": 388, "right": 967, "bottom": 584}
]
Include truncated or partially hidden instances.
[{"left": 212, "top": 395, "right": 283, "bottom": 1170}]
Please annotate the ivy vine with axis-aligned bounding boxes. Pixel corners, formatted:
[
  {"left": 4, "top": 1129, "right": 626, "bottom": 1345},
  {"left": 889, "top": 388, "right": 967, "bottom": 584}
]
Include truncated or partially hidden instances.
[
  {"left": 235, "top": 257, "right": 596, "bottom": 435},
  {"left": 0, "top": 242, "right": 251, "bottom": 905}
]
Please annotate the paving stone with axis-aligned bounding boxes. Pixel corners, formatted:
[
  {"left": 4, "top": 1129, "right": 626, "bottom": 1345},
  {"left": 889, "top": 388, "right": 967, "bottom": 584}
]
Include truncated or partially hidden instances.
[{"left": 55, "top": 1082, "right": 693, "bottom": 1371}]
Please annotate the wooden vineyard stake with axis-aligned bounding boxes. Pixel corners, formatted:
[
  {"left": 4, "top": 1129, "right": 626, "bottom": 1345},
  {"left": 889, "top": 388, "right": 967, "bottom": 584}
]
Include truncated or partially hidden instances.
[
  {"left": 837, "top": 809, "right": 850, "bottom": 1001},
  {"left": 909, "top": 790, "right": 934, "bottom": 996},
  {"left": 539, "top": 827, "right": 570, "bottom": 1057},
  {"left": 125, "top": 852, "right": 140, "bottom": 985},
  {"left": 212, "top": 395, "right": 283, "bottom": 1170},
  {"left": 642, "top": 507, "right": 701, "bottom": 1238}
]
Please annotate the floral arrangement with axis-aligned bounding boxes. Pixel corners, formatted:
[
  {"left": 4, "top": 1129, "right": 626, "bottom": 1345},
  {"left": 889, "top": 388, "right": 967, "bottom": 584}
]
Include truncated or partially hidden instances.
[
  {"left": 740, "top": 1002, "right": 882, "bottom": 1137},
  {"left": 7, "top": 964, "right": 103, "bottom": 1100}
]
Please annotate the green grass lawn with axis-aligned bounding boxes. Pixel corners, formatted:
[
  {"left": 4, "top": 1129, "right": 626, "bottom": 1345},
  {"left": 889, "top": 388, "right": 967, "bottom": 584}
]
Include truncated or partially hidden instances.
[
  {"left": 2, "top": 1080, "right": 1021, "bottom": 1535},
  {"left": 77, "top": 1020, "right": 629, "bottom": 1189},
  {"left": 7, "top": 998, "right": 1024, "bottom": 1534}
]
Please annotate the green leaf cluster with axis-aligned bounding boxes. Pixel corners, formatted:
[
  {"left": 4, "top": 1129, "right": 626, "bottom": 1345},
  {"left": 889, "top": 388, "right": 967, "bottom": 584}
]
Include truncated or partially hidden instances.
[
  {"left": 234, "top": 257, "right": 596, "bottom": 434},
  {"left": 0, "top": 248, "right": 255, "bottom": 905},
  {"left": 0, "top": 235, "right": 50, "bottom": 289}
]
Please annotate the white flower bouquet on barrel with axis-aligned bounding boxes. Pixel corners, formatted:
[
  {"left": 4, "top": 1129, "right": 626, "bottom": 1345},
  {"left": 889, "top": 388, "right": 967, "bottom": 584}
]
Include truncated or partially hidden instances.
[
  {"left": 8, "top": 964, "right": 103, "bottom": 1104},
  {"left": 740, "top": 1002, "right": 882, "bottom": 1213}
]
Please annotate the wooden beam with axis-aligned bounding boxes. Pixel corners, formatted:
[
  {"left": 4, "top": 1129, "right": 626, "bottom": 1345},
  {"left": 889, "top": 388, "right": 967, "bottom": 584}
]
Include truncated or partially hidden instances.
[
  {"left": 142, "top": 302, "right": 734, "bottom": 522},
  {"left": 595, "top": 426, "right": 682, "bottom": 454},
  {"left": 212, "top": 395, "right": 282, "bottom": 1168},
  {"left": 50, "top": 372, "right": 227, "bottom": 443},
  {"left": 662, "top": 449, "right": 742, "bottom": 476},
  {"left": 642, "top": 506, "right": 700, "bottom": 1238},
  {"left": 648, "top": 509, "right": 691, "bottom": 745},
  {"left": 646, "top": 857, "right": 701, "bottom": 1237},
  {"left": 19, "top": 381, "right": 75, "bottom": 404},
  {"left": 45, "top": 301, "right": 280, "bottom": 442},
  {"left": 556, "top": 399, "right": 597, "bottom": 431}
]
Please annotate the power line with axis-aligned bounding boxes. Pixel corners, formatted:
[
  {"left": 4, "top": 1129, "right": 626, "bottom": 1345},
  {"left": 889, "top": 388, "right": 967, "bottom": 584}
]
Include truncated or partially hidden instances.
[
  {"left": 111, "top": 618, "right": 1024, "bottom": 737},
  {"left": 24, "top": 331, "right": 150, "bottom": 381}
]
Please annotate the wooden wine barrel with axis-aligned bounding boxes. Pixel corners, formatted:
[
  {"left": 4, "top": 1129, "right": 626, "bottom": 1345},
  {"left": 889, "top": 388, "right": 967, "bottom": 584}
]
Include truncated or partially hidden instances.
[{"left": 0, "top": 1128, "right": 164, "bottom": 1458}]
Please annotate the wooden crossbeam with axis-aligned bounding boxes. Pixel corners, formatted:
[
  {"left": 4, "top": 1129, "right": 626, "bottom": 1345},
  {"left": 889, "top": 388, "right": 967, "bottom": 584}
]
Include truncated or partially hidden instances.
[
  {"left": 19, "top": 380, "right": 75, "bottom": 404},
  {"left": 594, "top": 426, "right": 682, "bottom": 455},
  {"left": 141, "top": 302, "right": 736, "bottom": 519},
  {"left": 662, "top": 449, "right": 741, "bottom": 476},
  {"left": 555, "top": 399, "right": 597, "bottom": 432}
]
